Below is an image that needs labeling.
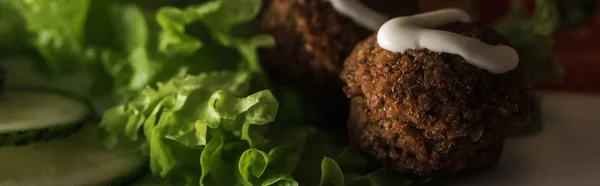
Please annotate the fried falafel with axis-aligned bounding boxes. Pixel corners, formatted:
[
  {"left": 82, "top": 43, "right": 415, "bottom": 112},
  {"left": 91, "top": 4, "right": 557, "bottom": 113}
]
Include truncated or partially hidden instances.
[
  {"left": 258, "top": 0, "right": 419, "bottom": 131},
  {"left": 341, "top": 21, "right": 533, "bottom": 175}
]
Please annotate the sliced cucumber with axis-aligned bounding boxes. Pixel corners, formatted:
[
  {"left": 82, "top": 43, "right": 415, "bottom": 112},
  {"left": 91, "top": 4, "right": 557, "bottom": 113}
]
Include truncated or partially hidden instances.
[
  {"left": 0, "top": 124, "right": 146, "bottom": 186},
  {"left": 0, "top": 89, "right": 91, "bottom": 146}
]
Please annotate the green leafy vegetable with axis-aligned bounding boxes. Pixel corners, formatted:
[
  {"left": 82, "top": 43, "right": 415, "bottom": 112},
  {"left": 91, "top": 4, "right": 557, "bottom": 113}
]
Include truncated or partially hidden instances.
[
  {"left": 4, "top": 0, "right": 274, "bottom": 97},
  {"left": 0, "top": 0, "right": 28, "bottom": 55},
  {"left": 200, "top": 0, "right": 274, "bottom": 72},
  {"left": 493, "top": 0, "right": 564, "bottom": 83},
  {"left": 8, "top": 0, "right": 92, "bottom": 74},
  {"left": 156, "top": 0, "right": 275, "bottom": 74},
  {"left": 320, "top": 157, "right": 345, "bottom": 186},
  {"left": 99, "top": 5, "right": 158, "bottom": 94},
  {"left": 98, "top": 71, "right": 277, "bottom": 184},
  {"left": 156, "top": 2, "right": 220, "bottom": 56},
  {"left": 239, "top": 149, "right": 269, "bottom": 184},
  {"left": 100, "top": 72, "right": 253, "bottom": 146}
]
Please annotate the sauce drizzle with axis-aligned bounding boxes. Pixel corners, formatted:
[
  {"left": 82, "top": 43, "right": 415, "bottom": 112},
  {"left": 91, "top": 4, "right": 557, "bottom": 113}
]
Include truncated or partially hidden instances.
[
  {"left": 377, "top": 9, "right": 519, "bottom": 74},
  {"left": 327, "top": 0, "right": 519, "bottom": 74},
  {"left": 328, "top": 0, "right": 389, "bottom": 31}
]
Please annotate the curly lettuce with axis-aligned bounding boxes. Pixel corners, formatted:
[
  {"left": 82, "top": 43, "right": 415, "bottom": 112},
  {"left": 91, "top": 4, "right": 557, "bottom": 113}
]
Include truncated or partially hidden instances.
[
  {"left": 100, "top": 71, "right": 310, "bottom": 186},
  {"left": 7, "top": 0, "right": 92, "bottom": 74},
  {"left": 156, "top": 0, "right": 275, "bottom": 73},
  {"left": 5, "top": 0, "right": 274, "bottom": 97},
  {"left": 100, "top": 72, "right": 416, "bottom": 186},
  {"left": 101, "top": 72, "right": 269, "bottom": 184}
]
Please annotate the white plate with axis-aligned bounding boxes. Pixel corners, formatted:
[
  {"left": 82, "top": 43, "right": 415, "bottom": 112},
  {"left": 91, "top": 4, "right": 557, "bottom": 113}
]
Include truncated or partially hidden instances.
[
  {"left": 3, "top": 59, "right": 600, "bottom": 185},
  {"left": 454, "top": 92, "right": 600, "bottom": 186}
]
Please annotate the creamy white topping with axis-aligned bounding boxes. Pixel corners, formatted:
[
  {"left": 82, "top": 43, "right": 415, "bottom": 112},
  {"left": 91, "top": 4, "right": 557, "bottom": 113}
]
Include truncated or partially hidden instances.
[
  {"left": 377, "top": 8, "right": 519, "bottom": 74},
  {"left": 326, "top": 0, "right": 519, "bottom": 74},
  {"left": 328, "top": 0, "right": 389, "bottom": 31}
]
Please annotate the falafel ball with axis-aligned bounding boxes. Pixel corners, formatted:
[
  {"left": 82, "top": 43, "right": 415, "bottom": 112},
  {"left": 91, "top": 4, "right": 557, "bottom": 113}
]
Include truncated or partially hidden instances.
[
  {"left": 258, "top": 0, "right": 419, "bottom": 131},
  {"left": 341, "top": 22, "right": 533, "bottom": 175}
]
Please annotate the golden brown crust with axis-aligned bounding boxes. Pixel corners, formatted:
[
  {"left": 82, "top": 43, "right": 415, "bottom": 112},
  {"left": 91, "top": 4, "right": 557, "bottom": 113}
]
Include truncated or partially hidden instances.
[
  {"left": 341, "top": 22, "right": 532, "bottom": 175},
  {"left": 348, "top": 98, "right": 505, "bottom": 175}
]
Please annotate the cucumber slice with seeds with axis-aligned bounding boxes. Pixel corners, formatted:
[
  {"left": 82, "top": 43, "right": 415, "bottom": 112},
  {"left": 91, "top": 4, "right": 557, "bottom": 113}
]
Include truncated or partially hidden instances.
[
  {"left": 0, "top": 89, "right": 91, "bottom": 146},
  {"left": 0, "top": 124, "right": 146, "bottom": 186}
]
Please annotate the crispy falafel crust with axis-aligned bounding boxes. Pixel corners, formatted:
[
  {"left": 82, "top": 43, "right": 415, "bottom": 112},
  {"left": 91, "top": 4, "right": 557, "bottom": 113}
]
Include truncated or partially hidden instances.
[
  {"left": 341, "top": 22, "right": 533, "bottom": 175},
  {"left": 257, "top": 0, "right": 419, "bottom": 132}
]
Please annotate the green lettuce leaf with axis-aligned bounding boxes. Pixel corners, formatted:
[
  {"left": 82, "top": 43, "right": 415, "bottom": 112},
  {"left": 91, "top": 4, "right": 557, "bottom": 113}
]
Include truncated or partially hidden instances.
[
  {"left": 239, "top": 149, "right": 269, "bottom": 184},
  {"left": 156, "top": 1, "right": 221, "bottom": 56},
  {"left": 317, "top": 147, "right": 415, "bottom": 186},
  {"left": 201, "top": 0, "right": 274, "bottom": 73},
  {"left": 493, "top": 0, "right": 564, "bottom": 83},
  {"left": 320, "top": 157, "right": 345, "bottom": 186},
  {"left": 97, "top": 4, "right": 159, "bottom": 95},
  {"left": 103, "top": 0, "right": 275, "bottom": 97},
  {"left": 100, "top": 72, "right": 253, "bottom": 145},
  {"left": 8, "top": 0, "right": 92, "bottom": 74},
  {"left": 201, "top": 136, "right": 250, "bottom": 186},
  {"left": 4, "top": 0, "right": 273, "bottom": 98},
  {"left": 4, "top": 0, "right": 156, "bottom": 95},
  {"left": 86, "top": 1, "right": 150, "bottom": 53},
  {"left": 155, "top": 0, "right": 275, "bottom": 74},
  {"left": 100, "top": 71, "right": 284, "bottom": 184},
  {"left": 0, "top": 0, "right": 28, "bottom": 55}
]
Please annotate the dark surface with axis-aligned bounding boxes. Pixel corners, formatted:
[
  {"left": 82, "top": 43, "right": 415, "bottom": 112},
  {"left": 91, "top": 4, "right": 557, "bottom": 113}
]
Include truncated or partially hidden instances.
[
  {"left": 341, "top": 22, "right": 533, "bottom": 175},
  {"left": 0, "top": 67, "right": 5, "bottom": 91},
  {"left": 257, "top": 0, "right": 419, "bottom": 133},
  {"left": 556, "top": 0, "right": 599, "bottom": 31}
]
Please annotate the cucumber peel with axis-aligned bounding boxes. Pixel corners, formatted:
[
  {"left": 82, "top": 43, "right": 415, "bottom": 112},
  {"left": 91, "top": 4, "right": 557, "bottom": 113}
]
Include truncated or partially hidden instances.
[
  {"left": 0, "top": 89, "right": 91, "bottom": 147},
  {"left": 0, "top": 124, "right": 147, "bottom": 186}
]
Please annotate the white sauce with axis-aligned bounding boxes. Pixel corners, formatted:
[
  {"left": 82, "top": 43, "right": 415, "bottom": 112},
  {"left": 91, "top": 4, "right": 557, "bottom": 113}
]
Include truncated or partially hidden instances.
[
  {"left": 328, "top": 0, "right": 388, "bottom": 31},
  {"left": 327, "top": 0, "right": 519, "bottom": 74},
  {"left": 377, "top": 8, "right": 519, "bottom": 74}
]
